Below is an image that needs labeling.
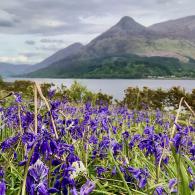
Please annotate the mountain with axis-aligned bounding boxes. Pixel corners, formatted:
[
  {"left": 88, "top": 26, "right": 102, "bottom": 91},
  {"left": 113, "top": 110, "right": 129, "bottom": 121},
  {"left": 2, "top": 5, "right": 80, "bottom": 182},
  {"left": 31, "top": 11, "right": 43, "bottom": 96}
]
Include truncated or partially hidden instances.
[
  {"left": 77, "top": 16, "right": 160, "bottom": 59},
  {"left": 0, "top": 62, "right": 31, "bottom": 77},
  {"left": 26, "top": 42, "right": 83, "bottom": 73},
  {"left": 149, "top": 15, "right": 195, "bottom": 40},
  {"left": 27, "top": 15, "right": 195, "bottom": 78}
]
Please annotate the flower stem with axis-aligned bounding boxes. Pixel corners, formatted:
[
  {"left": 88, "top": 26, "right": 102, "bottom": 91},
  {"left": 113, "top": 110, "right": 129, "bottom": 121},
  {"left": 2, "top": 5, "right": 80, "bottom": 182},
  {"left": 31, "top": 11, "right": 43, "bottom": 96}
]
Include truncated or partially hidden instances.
[{"left": 109, "top": 150, "right": 132, "bottom": 195}]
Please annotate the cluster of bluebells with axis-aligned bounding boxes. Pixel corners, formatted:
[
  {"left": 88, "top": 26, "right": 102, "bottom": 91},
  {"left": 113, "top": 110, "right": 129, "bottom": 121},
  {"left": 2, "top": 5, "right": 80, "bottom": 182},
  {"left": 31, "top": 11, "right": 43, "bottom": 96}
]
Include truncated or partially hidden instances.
[
  {"left": 0, "top": 167, "right": 6, "bottom": 195},
  {"left": 0, "top": 91, "right": 194, "bottom": 194}
]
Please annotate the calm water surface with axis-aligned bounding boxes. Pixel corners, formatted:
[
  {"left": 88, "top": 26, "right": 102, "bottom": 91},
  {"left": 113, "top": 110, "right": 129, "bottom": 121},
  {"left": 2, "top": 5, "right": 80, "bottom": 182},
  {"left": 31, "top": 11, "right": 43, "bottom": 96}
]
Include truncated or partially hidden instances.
[{"left": 4, "top": 78, "right": 195, "bottom": 100}]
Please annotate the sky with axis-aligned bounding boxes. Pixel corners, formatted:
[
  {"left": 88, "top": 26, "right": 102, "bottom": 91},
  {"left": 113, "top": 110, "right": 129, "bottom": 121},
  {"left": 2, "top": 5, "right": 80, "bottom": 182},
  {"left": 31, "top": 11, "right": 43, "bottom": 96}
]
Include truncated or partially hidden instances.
[{"left": 0, "top": 0, "right": 195, "bottom": 65}]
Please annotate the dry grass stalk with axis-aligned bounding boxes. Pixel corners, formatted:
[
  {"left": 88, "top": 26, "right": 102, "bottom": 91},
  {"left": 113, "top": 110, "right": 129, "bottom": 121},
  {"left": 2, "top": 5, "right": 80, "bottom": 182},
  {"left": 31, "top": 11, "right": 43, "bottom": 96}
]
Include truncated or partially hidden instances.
[
  {"left": 35, "top": 82, "right": 59, "bottom": 139},
  {"left": 34, "top": 84, "right": 38, "bottom": 135},
  {"left": 171, "top": 97, "right": 184, "bottom": 139},
  {"left": 17, "top": 103, "right": 23, "bottom": 133},
  {"left": 184, "top": 100, "right": 195, "bottom": 117}
]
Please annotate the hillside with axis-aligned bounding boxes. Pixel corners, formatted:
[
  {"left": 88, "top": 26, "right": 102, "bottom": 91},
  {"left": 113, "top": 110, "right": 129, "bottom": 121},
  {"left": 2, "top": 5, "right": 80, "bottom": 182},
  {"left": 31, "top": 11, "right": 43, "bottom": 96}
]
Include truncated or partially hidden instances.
[
  {"left": 27, "top": 54, "right": 195, "bottom": 78},
  {"left": 149, "top": 15, "right": 195, "bottom": 40}
]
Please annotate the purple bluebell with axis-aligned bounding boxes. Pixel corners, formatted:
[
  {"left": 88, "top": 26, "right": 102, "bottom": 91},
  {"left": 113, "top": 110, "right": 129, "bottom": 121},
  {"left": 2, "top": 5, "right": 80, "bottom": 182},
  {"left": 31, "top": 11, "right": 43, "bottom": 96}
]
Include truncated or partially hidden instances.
[
  {"left": 22, "top": 131, "right": 36, "bottom": 150},
  {"left": 80, "top": 180, "right": 95, "bottom": 195},
  {"left": 154, "top": 186, "right": 164, "bottom": 195},
  {"left": 189, "top": 179, "right": 195, "bottom": 191},
  {"left": 129, "top": 134, "right": 141, "bottom": 149},
  {"left": 0, "top": 167, "right": 4, "bottom": 178},
  {"left": 48, "top": 89, "right": 56, "bottom": 99},
  {"left": 96, "top": 167, "right": 106, "bottom": 177},
  {"left": 122, "top": 131, "right": 130, "bottom": 140},
  {"left": 112, "top": 166, "right": 117, "bottom": 175},
  {"left": 70, "top": 186, "right": 78, "bottom": 195},
  {"left": 48, "top": 187, "right": 59, "bottom": 193},
  {"left": 0, "top": 180, "right": 6, "bottom": 195},
  {"left": 187, "top": 166, "right": 193, "bottom": 175},
  {"left": 128, "top": 166, "right": 148, "bottom": 188},
  {"left": 112, "top": 142, "right": 122, "bottom": 156},
  {"left": 89, "top": 135, "right": 98, "bottom": 144},
  {"left": 14, "top": 93, "right": 22, "bottom": 103},
  {"left": 189, "top": 145, "right": 195, "bottom": 160},
  {"left": 169, "top": 178, "right": 177, "bottom": 190},
  {"left": 26, "top": 159, "right": 48, "bottom": 194},
  {"left": 0, "top": 133, "right": 20, "bottom": 151}
]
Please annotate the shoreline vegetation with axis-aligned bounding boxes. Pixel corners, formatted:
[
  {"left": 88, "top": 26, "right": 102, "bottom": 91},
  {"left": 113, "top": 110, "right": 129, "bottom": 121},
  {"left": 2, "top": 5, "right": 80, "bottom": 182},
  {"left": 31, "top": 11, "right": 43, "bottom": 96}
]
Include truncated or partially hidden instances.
[
  {"left": 9, "top": 76, "right": 195, "bottom": 80},
  {"left": 0, "top": 81, "right": 194, "bottom": 194},
  {"left": 0, "top": 77, "right": 195, "bottom": 110}
]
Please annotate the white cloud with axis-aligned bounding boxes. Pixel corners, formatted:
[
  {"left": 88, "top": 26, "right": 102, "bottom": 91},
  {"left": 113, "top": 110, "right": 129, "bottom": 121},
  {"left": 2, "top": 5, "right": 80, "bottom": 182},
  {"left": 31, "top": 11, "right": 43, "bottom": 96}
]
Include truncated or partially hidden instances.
[
  {"left": 34, "top": 18, "right": 67, "bottom": 28},
  {"left": 0, "top": 55, "right": 28, "bottom": 64}
]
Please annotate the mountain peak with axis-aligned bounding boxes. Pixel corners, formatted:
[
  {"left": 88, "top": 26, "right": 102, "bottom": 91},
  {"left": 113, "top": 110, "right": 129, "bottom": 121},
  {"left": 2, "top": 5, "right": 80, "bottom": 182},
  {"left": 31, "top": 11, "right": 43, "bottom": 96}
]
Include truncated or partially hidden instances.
[
  {"left": 88, "top": 15, "right": 154, "bottom": 48},
  {"left": 115, "top": 16, "right": 144, "bottom": 29},
  {"left": 118, "top": 16, "right": 136, "bottom": 24},
  {"left": 69, "top": 42, "right": 83, "bottom": 48},
  {"left": 103, "top": 15, "right": 148, "bottom": 37}
]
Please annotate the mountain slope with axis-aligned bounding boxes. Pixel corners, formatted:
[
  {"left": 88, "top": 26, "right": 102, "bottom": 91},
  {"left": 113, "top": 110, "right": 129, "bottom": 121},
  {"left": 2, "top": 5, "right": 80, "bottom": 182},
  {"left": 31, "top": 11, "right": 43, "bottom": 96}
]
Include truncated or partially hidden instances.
[
  {"left": 25, "top": 42, "right": 83, "bottom": 73},
  {"left": 27, "top": 15, "right": 195, "bottom": 78},
  {"left": 79, "top": 16, "right": 161, "bottom": 58},
  {"left": 149, "top": 15, "right": 195, "bottom": 40}
]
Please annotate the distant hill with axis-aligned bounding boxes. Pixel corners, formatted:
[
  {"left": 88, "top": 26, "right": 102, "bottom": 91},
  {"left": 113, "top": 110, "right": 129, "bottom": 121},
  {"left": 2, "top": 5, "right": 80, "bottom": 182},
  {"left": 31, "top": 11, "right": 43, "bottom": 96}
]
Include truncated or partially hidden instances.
[
  {"left": 22, "top": 15, "right": 195, "bottom": 78},
  {"left": 0, "top": 62, "right": 31, "bottom": 77},
  {"left": 25, "top": 42, "right": 84, "bottom": 73},
  {"left": 0, "top": 43, "right": 83, "bottom": 77}
]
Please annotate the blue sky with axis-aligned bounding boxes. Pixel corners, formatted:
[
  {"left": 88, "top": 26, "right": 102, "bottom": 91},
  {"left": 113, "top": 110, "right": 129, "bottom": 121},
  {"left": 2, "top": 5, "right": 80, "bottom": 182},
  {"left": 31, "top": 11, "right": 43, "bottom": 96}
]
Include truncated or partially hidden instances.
[{"left": 0, "top": 0, "right": 195, "bottom": 65}]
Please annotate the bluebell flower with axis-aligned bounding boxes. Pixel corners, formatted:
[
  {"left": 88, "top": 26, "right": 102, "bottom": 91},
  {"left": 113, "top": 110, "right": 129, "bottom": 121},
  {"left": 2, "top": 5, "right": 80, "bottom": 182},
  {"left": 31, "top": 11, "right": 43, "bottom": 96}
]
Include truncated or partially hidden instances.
[
  {"left": 22, "top": 131, "right": 36, "bottom": 150},
  {"left": 129, "top": 134, "right": 141, "bottom": 149},
  {"left": 30, "top": 143, "right": 40, "bottom": 164},
  {"left": 48, "top": 89, "right": 56, "bottom": 99},
  {"left": 0, "top": 180, "right": 6, "bottom": 195},
  {"left": 172, "top": 129, "right": 190, "bottom": 153},
  {"left": 189, "top": 179, "right": 195, "bottom": 191},
  {"left": 37, "top": 182, "right": 48, "bottom": 195},
  {"left": 168, "top": 178, "right": 177, "bottom": 190},
  {"left": 112, "top": 166, "right": 117, "bottom": 175},
  {"left": 190, "top": 145, "right": 195, "bottom": 159},
  {"left": 41, "top": 140, "right": 52, "bottom": 158},
  {"left": 0, "top": 133, "right": 20, "bottom": 151},
  {"left": 128, "top": 167, "right": 148, "bottom": 188},
  {"left": 89, "top": 135, "right": 98, "bottom": 144},
  {"left": 26, "top": 159, "right": 48, "bottom": 194},
  {"left": 48, "top": 187, "right": 59, "bottom": 193},
  {"left": 187, "top": 166, "right": 193, "bottom": 175},
  {"left": 80, "top": 180, "right": 95, "bottom": 195},
  {"left": 112, "top": 142, "right": 122, "bottom": 156},
  {"left": 122, "top": 131, "right": 130, "bottom": 140},
  {"left": 70, "top": 186, "right": 78, "bottom": 195},
  {"left": 14, "top": 93, "right": 22, "bottom": 103},
  {"left": 96, "top": 167, "right": 106, "bottom": 177},
  {"left": 0, "top": 167, "right": 4, "bottom": 178},
  {"left": 112, "top": 126, "right": 117, "bottom": 134},
  {"left": 154, "top": 186, "right": 164, "bottom": 195}
]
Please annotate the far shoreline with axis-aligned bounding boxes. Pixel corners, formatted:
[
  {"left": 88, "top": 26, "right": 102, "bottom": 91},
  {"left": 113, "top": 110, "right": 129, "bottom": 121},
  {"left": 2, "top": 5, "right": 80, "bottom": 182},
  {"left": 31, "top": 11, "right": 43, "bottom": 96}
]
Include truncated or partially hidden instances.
[{"left": 3, "top": 76, "right": 195, "bottom": 81}]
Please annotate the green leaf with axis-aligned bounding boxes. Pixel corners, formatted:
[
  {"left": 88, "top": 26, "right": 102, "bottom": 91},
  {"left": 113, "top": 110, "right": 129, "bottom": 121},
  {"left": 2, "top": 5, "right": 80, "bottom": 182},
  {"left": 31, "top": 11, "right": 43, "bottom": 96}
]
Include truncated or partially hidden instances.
[{"left": 172, "top": 148, "right": 191, "bottom": 195}]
